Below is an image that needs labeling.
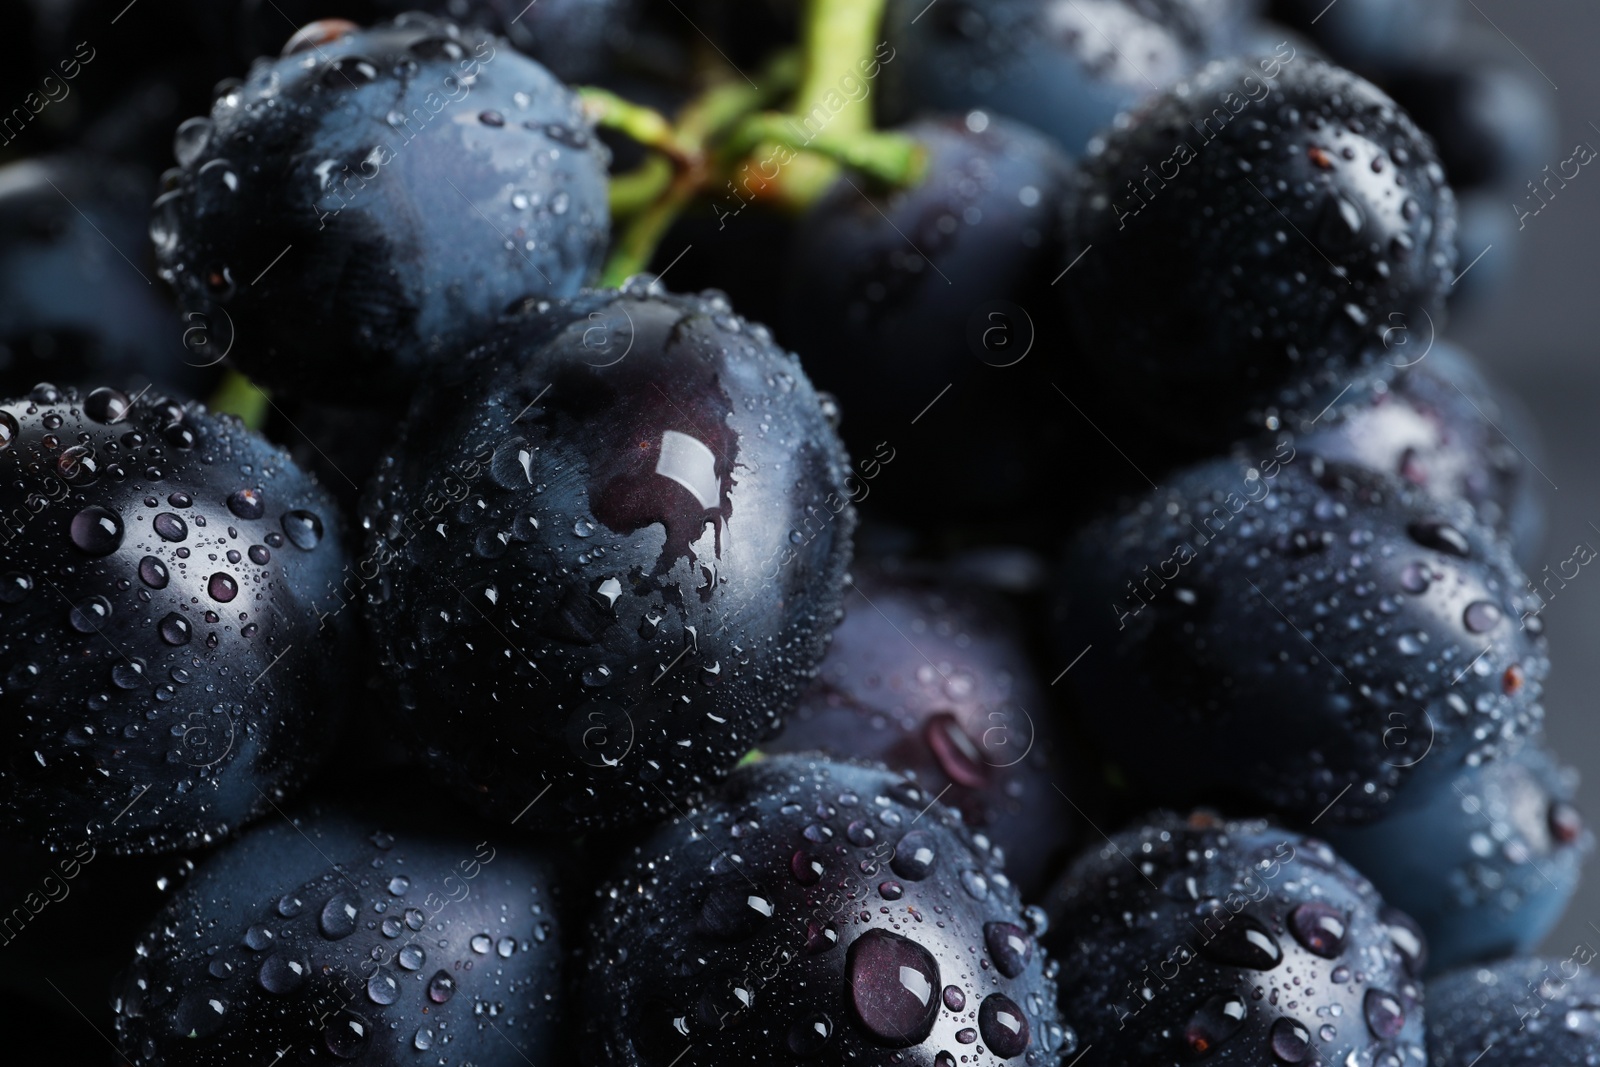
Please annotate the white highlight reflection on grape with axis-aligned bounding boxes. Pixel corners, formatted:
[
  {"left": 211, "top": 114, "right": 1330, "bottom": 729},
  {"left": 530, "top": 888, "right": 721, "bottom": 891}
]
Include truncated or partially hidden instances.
[
  {"left": 899, "top": 965, "right": 932, "bottom": 1005},
  {"left": 655, "top": 430, "right": 720, "bottom": 510}
]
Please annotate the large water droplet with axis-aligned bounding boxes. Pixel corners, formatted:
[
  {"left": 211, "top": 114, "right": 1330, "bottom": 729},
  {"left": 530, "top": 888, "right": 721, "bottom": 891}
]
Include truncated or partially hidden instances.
[
  {"left": 175, "top": 991, "right": 229, "bottom": 1038},
  {"left": 1184, "top": 993, "right": 1247, "bottom": 1056},
  {"left": 491, "top": 437, "right": 537, "bottom": 488},
  {"left": 139, "top": 556, "right": 170, "bottom": 589},
  {"left": 410, "top": 36, "right": 466, "bottom": 61},
  {"left": 282, "top": 510, "right": 324, "bottom": 550},
  {"left": 426, "top": 971, "right": 456, "bottom": 1003},
  {"left": 68, "top": 596, "right": 112, "bottom": 633},
  {"left": 979, "top": 992, "right": 1031, "bottom": 1058},
  {"left": 1381, "top": 908, "right": 1427, "bottom": 976},
  {"left": 1270, "top": 1016, "right": 1312, "bottom": 1062},
  {"left": 227, "top": 489, "right": 265, "bottom": 520},
  {"left": 1363, "top": 989, "right": 1405, "bottom": 1038},
  {"left": 283, "top": 18, "right": 358, "bottom": 55},
  {"left": 847, "top": 929, "right": 940, "bottom": 1047},
  {"left": 698, "top": 883, "right": 774, "bottom": 940},
  {"left": 1198, "top": 913, "right": 1282, "bottom": 970},
  {"left": 1288, "top": 902, "right": 1346, "bottom": 958},
  {"left": 325, "top": 1011, "right": 371, "bottom": 1059},
  {"left": 208, "top": 573, "right": 239, "bottom": 603},
  {"left": 0, "top": 571, "right": 31, "bottom": 603},
  {"left": 1407, "top": 521, "right": 1470, "bottom": 558},
  {"left": 173, "top": 117, "right": 213, "bottom": 168},
  {"left": 1550, "top": 800, "right": 1584, "bottom": 844},
  {"left": 803, "top": 921, "right": 839, "bottom": 955},
  {"left": 791, "top": 850, "right": 824, "bottom": 885},
  {"left": 71, "top": 506, "right": 124, "bottom": 555},
  {"left": 1463, "top": 601, "right": 1502, "bottom": 634},
  {"left": 366, "top": 972, "right": 400, "bottom": 1005},
  {"left": 925, "top": 712, "right": 990, "bottom": 787},
  {"left": 1399, "top": 561, "right": 1431, "bottom": 594},
  {"left": 259, "top": 953, "right": 308, "bottom": 995},
  {"left": 984, "top": 922, "right": 1032, "bottom": 978},
  {"left": 159, "top": 614, "right": 192, "bottom": 646},
  {"left": 891, "top": 830, "right": 938, "bottom": 880},
  {"left": 787, "top": 1012, "right": 833, "bottom": 1056},
  {"left": 322, "top": 54, "right": 379, "bottom": 87},
  {"left": 111, "top": 661, "right": 146, "bottom": 689},
  {"left": 58, "top": 445, "right": 100, "bottom": 485},
  {"left": 153, "top": 513, "right": 188, "bottom": 542},
  {"left": 320, "top": 894, "right": 359, "bottom": 939}
]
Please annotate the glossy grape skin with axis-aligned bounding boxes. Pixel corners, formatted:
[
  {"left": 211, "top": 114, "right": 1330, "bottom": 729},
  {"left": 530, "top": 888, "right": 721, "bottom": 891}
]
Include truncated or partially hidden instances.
[
  {"left": 1053, "top": 455, "right": 1546, "bottom": 825},
  {"left": 0, "top": 384, "right": 358, "bottom": 854},
  {"left": 1280, "top": 342, "right": 1548, "bottom": 568},
  {"left": 110, "top": 809, "right": 566, "bottom": 1066},
  {"left": 151, "top": 14, "right": 610, "bottom": 402},
  {"left": 1060, "top": 56, "right": 1457, "bottom": 449},
  {"left": 764, "top": 560, "right": 1087, "bottom": 896},
  {"left": 360, "top": 283, "right": 855, "bottom": 832},
  {"left": 579, "top": 754, "right": 1070, "bottom": 1067},
  {"left": 1324, "top": 742, "right": 1590, "bottom": 973},
  {"left": 1042, "top": 813, "right": 1429, "bottom": 1067},
  {"left": 782, "top": 112, "right": 1077, "bottom": 522},
  {"left": 881, "top": 0, "right": 1207, "bottom": 156},
  {"left": 1427, "top": 957, "right": 1600, "bottom": 1065}
]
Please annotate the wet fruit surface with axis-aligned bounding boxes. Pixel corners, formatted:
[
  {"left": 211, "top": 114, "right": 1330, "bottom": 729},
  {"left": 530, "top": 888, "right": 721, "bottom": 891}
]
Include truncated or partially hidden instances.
[
  {"left": 1053, "top": 455, "right": 1546, "bottom": 824},
  {"left": 152, "top": 12, "right": 611, "bottom": 400},
  {"left": 1284, "top": 342, "right": 1548, "bottom": 568},
  {"left": 0, "top": 384, "right": 356, "bottom": 853},
  {"left": 0, "top": 4, "right": 1584, "bottom": 1065},
  {"left": 781, "top": 111, "right": 1076, "bottom": 521},
  {"left": 1060, "top": 56, "right": 1457, "bottom": 448},
  {"left": 579, "top": 754, "right": 1072, "bottom": 1066},
  {"left": 882, "top": 0, "right": 1207, "bottom": 155},
  {"left": 1427, "top": 955, "right": 1600, "bottom": 1066},
  {"left": 1042, "top": 813, "right": 1428, "bottom": 1065},
  {"left": 230, "top": 0, "right": 640, "bottom": 84},
  {"left": 110, "top": 810, "right": 564, "bottom": 1066},
  {"left": 764, "top": 559, "right": 1085, "bottom": 895},
  {"left": 1324, "top": 741, "right": 1591, "bottom": 972},
  {"left": 361, "top": 282, "right": 856, "bottom": 830}
]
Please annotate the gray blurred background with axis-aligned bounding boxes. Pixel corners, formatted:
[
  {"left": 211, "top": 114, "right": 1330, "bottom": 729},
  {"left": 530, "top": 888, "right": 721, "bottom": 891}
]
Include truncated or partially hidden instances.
[{"left": 1462, "top": 0, "right": 1600, "bottom": 957}]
